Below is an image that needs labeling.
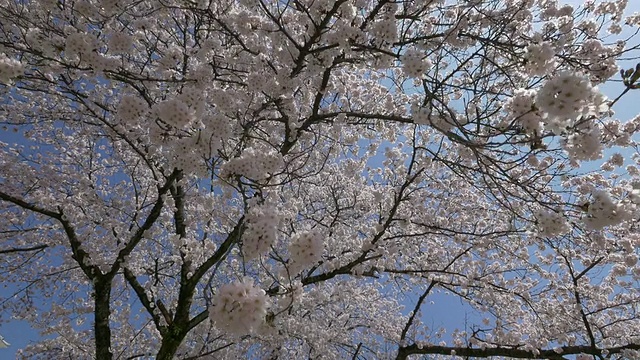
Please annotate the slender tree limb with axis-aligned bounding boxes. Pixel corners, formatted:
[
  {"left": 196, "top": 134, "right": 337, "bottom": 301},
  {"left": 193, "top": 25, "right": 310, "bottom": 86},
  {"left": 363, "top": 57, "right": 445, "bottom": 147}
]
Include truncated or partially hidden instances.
[
  {"left": 396, "top": 343, "right": 640, "bottom": 360},
  {"left": 0, "top": 244, "right": 47, "bottom": 254}
]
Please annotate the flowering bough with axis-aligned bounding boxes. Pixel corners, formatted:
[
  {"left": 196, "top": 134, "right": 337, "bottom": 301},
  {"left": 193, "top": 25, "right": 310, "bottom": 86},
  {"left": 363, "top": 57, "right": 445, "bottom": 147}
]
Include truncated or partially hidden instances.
[{"left": 1, "top": 0, "right": 640, "bottom": 359}]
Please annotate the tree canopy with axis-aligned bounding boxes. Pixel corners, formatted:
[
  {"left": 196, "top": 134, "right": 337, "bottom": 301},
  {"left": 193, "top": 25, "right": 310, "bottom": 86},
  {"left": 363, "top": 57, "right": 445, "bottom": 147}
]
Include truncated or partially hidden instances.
[{"left": 1, "top": 0, "right": 640, "bottom": 359}]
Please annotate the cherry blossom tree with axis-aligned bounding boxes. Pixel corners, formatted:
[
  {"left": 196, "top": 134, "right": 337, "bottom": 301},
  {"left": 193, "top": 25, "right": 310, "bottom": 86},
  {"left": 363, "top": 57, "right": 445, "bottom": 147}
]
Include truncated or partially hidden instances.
[{"left": 1, "top": 0, "right": 640, "bottom": 359}]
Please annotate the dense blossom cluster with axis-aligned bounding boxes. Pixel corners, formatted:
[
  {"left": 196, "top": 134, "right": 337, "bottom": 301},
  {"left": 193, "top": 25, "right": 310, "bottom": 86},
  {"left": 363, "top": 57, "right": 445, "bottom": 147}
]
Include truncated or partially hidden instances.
[
  {"left": 221, "top": 147, "right": 284, "bottom": 180},
  {"left": 0, "top": 54, "right": 23, "bottom": 84},
  {"left": 410, "top": 103, "right": 431, "bottom": 125},
  {"left": 153, "top": 98, "right": 195, "bottom": 129},
  {"left": 116, "top": 94, "right": 148, "bottom": 123},
  {"left": 535, "top": 208, "right": 570, "bottom": 237},
  {"left": 64, "top": 31, "right": 95, "bottom": 59},
  {"left": 401, "top": 48, "right": 432, "bottom": 78},
  {"left": 562, "top": 125, "right": 604, "bottom": 162},
  {"left": 525, "top": 42, "right": 556, "bottom": 76},
  {"left": 208, "top": 278, "right": 268, "bottom": 335},
  {"left": 177, "top": 86, "right": 206, "bottom": 120},
  {"left": 578, "top": 38, "right": 620, "bottom": 82},
  {"left": 287, "top": 231, "right": 324, "bottom": 275},
  {"left": 536, "top": 73, "right": 598, "bottom": 122},
  {"left": 584, "top": 190, "right": 629, "bottom": 230},
  {"left": 368, "top": 9, "right": 397, "bottom": 46},
  {"left": 503, "top": 89, "right": 543, "bottom": 135},
  {"left": 242, "top": 205, "right": 280, "bottom": 260},
  {"left": 107, "top": 32, "right": 133, "bottom": 54}
]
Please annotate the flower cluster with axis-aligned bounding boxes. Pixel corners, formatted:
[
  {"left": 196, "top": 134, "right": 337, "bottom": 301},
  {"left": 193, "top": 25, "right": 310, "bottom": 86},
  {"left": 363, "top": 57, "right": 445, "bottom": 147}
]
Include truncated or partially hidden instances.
[
  {"left": 584, "top": 190, "right": 628, "bottom": 230},
  {"left": 177, "top": 86, "right": 206, "bottom": 119},
  {"left": 288, "top": 231, "right": 324, "bottom": 275},
  {"left": 242, "top": 205, "right": 279, "bottom": 260},
  {"left": 619, "top": 350, "right": 640, "bottom": 360},
  {"left": 152, "top": 98, "right": 194, "bottom": 128},
  {"left": 221, "top": 147, "right": 284, "bottom": 180},
  {"left": 0, "top": 54, "right": 24, "bottom": 84},
  {"left": 116, "top": 94, "right": 148, "bottom": 123},
  {"left": 208, "top": 278, "right": 268, "bottom": 335},
  {"left": 63, "top": 29, "right": 120, "bottom": 71},
  {"left": 608, "top": 153, "right": 625, "bottom": 168},
  {"left": 562, "top": 126, "right": 603, "bottom": 162},
  {"left": 410, "top": 103, "right": 431, "bottom": 125},
  {"left": 205, "top": 113, "right": 232, "bottom": 144},
  {"left": 525, "top": 42, "right": 555, "bottom": 76},
  {"left": 369, "top": 15, "right": 397, "bottom": 46},
  {"left": 536, "top": 73, "right": 597, "bottom": 121},
  {"left": 401, "top": 48, "right": 432, "bottom": 78},
  {"left": 504, "top": 89, "right": 543, "bottom": 135},
  {"left": 535, "top": 208, "right": 570, "bottom": 237},
  {"left": 579, "top": 39, "right": 619, "bottom": 82},
  {"left": 107, "top": 32, "right": 133, "bottom": 54},
  {"left": 164, "top": 131, "right": 211, "bottom": 177},
  {"left": 65, "top": 31, "right": 96, "bottom": 59},
  {"left": 429, "top": 113, "right": 456, "bottom": 132}
]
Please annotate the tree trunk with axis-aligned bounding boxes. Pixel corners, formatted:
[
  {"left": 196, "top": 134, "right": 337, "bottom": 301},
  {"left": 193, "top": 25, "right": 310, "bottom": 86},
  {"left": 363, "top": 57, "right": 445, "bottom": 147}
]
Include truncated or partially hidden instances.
[
  {"left": 156, "top": 328, "right": 187, "bottom": 360},
  {"left": 94, "top": 277, "right": 113, "bottom": 360}
]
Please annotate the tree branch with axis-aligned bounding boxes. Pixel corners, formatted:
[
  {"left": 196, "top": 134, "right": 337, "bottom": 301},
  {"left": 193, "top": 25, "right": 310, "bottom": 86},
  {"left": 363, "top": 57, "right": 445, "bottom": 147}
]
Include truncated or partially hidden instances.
[{"left": 396, "top": 343, "right": 640, "bottom": 360}]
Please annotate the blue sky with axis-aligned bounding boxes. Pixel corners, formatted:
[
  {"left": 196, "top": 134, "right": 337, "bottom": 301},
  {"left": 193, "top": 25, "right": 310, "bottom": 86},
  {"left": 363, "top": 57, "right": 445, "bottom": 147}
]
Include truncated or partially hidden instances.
[{"left": 2, "top": 1, "right": 640, "bottom": 359}]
